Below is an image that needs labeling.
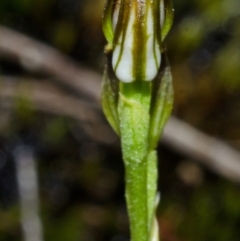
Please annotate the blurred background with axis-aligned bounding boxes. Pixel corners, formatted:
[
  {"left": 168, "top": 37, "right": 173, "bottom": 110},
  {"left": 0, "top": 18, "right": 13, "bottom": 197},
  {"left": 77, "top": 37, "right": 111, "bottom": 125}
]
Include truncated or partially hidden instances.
[{"left": 0, "top": 0, "right": 240, "bottom": 241}]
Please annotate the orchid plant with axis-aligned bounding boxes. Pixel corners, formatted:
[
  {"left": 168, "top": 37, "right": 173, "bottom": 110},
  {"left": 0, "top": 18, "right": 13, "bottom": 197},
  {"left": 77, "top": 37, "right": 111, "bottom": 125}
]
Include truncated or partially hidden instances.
[{"left": 101, "top": 1, "right": 174, "bottom": 241}]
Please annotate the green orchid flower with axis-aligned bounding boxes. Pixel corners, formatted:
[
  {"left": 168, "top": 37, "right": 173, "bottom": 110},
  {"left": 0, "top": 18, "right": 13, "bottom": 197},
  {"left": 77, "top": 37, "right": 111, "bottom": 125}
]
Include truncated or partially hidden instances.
[{"left": 101, "top": 1, "right": 174, "bottom": 241}]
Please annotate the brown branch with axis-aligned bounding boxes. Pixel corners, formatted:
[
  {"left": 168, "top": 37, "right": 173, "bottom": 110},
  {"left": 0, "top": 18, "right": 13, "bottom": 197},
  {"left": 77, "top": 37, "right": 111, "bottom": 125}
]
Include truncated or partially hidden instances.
[
  {"left": 0, "top": 77, "right": 117, "bottom": 145},
  {"left": 0, "top": 77, "right": 99, "bottom": 122},
  {"left": 0, "top": 26, "right": 101, "bottom": 101},
  {"left": 162, "top": 117, "right": 240, "bottom": 183}
]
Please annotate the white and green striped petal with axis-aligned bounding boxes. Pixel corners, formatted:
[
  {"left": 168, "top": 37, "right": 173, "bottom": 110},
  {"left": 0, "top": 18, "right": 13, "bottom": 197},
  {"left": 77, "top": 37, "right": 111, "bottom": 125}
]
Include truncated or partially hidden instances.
[
  {"left": 112, "top": 0, "right": 161, "bottom": 82},
  {"left": 102, "top": 0, "right": 173, "bottom": 83}
]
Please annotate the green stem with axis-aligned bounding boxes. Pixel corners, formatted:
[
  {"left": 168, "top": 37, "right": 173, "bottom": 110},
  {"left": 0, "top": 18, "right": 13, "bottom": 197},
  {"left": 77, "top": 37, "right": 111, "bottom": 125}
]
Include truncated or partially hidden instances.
[{"left": 118, "top": 81, "right": 157, "bottom": 241}]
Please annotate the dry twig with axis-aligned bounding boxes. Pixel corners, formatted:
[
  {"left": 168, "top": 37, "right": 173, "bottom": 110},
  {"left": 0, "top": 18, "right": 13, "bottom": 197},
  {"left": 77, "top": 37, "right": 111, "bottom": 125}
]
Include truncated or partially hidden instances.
[
  {"left": 162, "top": 118, "right": 240, "bottom": 183},
  {"left": 0, "top": 26, "right": 101, "bottom": 101},
  {"left": 0, "top": 77, "right": 116, "bottom": 145}
]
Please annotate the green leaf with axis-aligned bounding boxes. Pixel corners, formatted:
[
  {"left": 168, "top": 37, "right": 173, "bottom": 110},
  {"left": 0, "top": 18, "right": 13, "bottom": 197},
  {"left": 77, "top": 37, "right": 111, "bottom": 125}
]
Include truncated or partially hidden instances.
[
  {"left": 146, "top": 151, "right": 158, "bottom": 233},
  {"left": 102, "top": 0, "right": 114, "bottom": 44},
  {"left": 101, "top": 66, "right": 120, "bottom": 135},
  {"left": 148, "top": 54, "right": 174, "bottom": 150},
  {"left": 161, "top": 0, "right": 174, "bottom": 41}
]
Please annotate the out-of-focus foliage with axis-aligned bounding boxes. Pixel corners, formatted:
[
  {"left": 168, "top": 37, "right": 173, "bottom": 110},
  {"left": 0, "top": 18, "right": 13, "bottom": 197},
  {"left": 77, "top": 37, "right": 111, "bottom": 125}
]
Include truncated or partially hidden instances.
[
  {"left": 168, "top": 0, "right": 240, "bottom": 139},
  {"left": 0, "top": 0, "right": 240, "bottom": 241}
]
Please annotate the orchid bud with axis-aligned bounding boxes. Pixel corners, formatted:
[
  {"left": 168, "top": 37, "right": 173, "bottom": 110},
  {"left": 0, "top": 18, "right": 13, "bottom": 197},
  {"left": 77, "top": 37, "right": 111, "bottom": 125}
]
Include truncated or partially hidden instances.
[
  {"left": 102, "top": 2, "right": 174, "bottom": 241},
  {"left": 103, "top": 0, "right": 173, "bottom": 83}
]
